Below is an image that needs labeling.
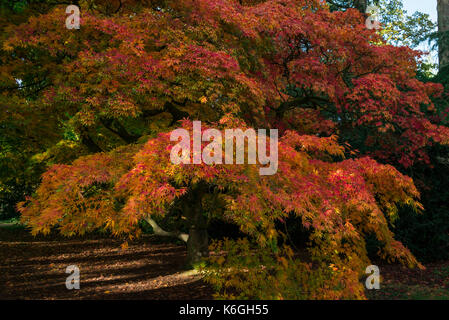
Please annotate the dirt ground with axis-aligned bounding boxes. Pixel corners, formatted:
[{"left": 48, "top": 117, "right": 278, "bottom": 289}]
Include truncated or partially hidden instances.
[{"left": 0, "top": 226, "right": 214, "bottom": 300}]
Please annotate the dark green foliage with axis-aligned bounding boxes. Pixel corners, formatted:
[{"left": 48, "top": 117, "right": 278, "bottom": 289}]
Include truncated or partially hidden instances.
[{"left": 393, "top": 144, "right": 449, "bottom": 262}]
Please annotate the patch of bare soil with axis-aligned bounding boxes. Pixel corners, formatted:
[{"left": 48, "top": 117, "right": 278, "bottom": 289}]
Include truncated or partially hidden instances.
[{"left": 0, "top": 227, "right": 214, "bottom": 300}]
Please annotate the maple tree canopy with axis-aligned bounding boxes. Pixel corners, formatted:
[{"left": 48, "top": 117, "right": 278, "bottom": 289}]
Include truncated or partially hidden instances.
[{"left": 2, "top": 0, "right": 448, "bottom": 299}]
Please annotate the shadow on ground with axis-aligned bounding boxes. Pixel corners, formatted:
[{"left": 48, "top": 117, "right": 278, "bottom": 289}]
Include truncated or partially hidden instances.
[{"left": 0, "top": 227, "right": 214, "bottom": 299}]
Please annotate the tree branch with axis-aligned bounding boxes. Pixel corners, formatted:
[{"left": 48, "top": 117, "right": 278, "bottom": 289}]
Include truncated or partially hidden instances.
[
  {"left": 79, "top": 126, "right": 103, "bottom": 153},
  {"left": 145, "top": 216, "right": 189, "bottom": 243},
  {"left": 100, "top": 118, "right": 139, "bottom": 143},
  {"left": 276, "top": 95, "right": 329, "bottom": 118}
]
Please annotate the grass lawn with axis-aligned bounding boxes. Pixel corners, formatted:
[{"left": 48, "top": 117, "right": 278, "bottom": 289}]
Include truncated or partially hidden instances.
[{"left": 366, "top": 262, "right": 449, "bottom": 300}]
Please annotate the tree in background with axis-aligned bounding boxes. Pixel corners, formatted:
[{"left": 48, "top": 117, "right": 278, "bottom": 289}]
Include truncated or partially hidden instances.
[
  {"left": 328, "top": 1, "right": 436, "bottom": 49},
  {"left": 325, "top": 0, "right": 449, "bottom": 263},
  {"left": 0, "top": 0, "right": 87, "bottom": 219},
  {"left": 387, "top": 0, "right": 449, "bottom": 262},
  {"left": 438, "top": 0, "right": 449, "bottom": 70}
]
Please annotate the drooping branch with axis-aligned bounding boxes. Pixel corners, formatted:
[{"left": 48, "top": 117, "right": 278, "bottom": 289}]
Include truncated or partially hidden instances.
[
  {"left": 141, "top": 101, "right": 190, "bottom": 125},
  {"left": 144, "top": 216, "right": 189, "bottom": 243},
  {"left": 275, "top": 95, "right": 330, "bottom": 118},
  {"left": 78, "top": 127, "right": 103, "bottom": 153},
  {"left": 166, "top": 101, "right": 190, "bottom": 125},
  {"left": 100, "top": 118, "right": 140, "bottom": 143}
]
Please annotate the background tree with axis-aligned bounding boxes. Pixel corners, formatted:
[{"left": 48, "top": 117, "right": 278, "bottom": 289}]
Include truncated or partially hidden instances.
[
  {"left": 386, "top": 0, "right": 449, "bottom": 262},
  {"left": 328, "top": 0, "right": 437, "bottom": 49},
  {"left": 438, "top": 0, "right": 449, "bottom": 70}
]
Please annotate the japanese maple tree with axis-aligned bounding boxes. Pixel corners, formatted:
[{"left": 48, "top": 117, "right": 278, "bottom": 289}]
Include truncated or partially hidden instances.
[{"left": 19, "top": 119, "right": 422, "bottom": 298}]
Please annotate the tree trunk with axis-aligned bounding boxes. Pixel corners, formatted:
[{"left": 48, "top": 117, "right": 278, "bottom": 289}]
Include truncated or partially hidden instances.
[
  {"left": 438, "top": 0, "right": 449, "bottom": 70},
  {"left": 186, "top": 218, "right": 209, "bottom": 266},
  {"left": 145, "top": 184, "right": 210, "bottom": 268},
  {"left": 185, "top": 185, "right": 209, "bottom": 267}
]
